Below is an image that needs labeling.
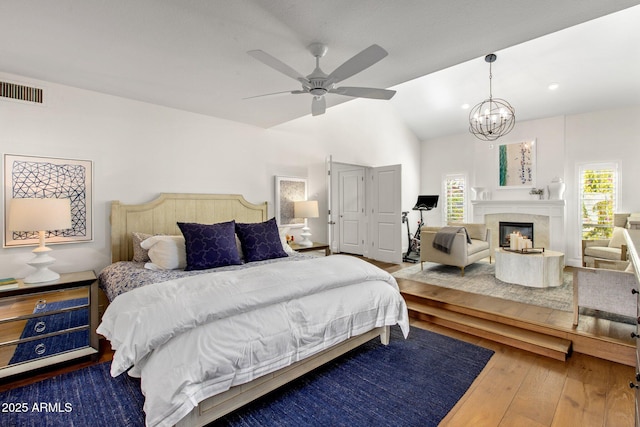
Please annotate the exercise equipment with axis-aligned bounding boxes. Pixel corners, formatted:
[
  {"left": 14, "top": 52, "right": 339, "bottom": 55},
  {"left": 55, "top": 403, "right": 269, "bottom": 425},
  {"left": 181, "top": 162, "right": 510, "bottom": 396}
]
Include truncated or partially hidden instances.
[{"left": 403, "top": 195, "right": 439, "bottom": 263}]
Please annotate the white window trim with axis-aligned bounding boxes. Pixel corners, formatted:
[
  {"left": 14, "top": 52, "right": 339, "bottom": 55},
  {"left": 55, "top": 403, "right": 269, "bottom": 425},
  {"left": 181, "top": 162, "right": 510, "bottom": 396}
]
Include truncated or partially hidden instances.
[
  {"left": 577, "top": 161, "right": 619, "bottom": 241},
  {"left": 443, "top": 173, "right": 467, "bottom": 224}
]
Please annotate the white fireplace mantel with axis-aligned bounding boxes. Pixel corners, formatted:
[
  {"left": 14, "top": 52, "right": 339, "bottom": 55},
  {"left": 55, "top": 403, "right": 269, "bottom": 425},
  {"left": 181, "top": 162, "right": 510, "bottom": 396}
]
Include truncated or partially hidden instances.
[
  {"left": 472, "top": 199, "right": 566, "bottom": 253},
  {"left": 471, "top": 200, "right": 566, "bottom": 210}
]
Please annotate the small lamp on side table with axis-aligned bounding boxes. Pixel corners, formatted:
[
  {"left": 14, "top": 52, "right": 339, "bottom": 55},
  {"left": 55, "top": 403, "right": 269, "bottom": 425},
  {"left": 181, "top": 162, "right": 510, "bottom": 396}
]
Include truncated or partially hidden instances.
[
  {"left": 8, "top": 198, "right": 72, "bottom": 283},
  {"left": 294, "top": 200, "right": 319, "bottom": 247}
]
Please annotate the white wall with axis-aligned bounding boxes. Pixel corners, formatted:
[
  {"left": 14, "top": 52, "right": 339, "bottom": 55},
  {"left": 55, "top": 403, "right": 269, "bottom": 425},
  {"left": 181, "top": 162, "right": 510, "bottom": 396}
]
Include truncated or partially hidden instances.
[
  {"left": 0, "top": 72, "right": 420, "bottom": 278},
  {"left": 564, "top": 107, "right": 640, "bottom": 264},
  {"left": 421, "top": 106, "right": 640, "bottom": 266}
]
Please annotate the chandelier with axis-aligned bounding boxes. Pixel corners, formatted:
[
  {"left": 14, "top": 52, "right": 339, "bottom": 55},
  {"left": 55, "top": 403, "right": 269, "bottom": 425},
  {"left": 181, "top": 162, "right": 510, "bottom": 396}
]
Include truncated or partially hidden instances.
[{"left": 469, "top": 54, "right": 515, "bottom": 141}]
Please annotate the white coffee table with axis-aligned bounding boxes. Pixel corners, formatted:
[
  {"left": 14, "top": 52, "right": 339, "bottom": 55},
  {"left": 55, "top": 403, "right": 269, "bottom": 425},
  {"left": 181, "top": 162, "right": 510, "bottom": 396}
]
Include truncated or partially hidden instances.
[{"left": 494, "top": 248, "right": 564, "bottom": 287}]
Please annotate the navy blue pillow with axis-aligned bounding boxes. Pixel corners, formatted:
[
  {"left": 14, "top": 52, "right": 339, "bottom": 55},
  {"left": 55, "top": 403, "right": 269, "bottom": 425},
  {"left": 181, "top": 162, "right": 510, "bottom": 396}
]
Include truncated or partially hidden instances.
[
  {"left": 235, "top": 218, "right": 288, "bottom": 262},
  {"left": 177, "top": 221, "right": 242, "bottom": 271}
]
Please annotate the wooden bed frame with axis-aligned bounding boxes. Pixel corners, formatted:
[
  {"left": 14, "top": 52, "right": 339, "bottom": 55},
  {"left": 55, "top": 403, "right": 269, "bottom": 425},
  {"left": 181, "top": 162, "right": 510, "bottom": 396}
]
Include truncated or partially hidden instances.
[{"left": 108, "top": 193, "right": 390, "bottom": 426}]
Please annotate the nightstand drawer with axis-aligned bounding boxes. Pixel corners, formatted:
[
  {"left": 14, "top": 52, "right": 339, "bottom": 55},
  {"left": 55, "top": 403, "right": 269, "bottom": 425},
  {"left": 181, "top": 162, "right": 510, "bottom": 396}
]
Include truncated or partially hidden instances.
[
  {"left": 0, "top": 287, "right": 88, "bottom": 322},
  {"left": 0, "top": 304, "right": 89, "bottom": 345},
  {"left": 2, "top": 329, "right": 90, "bottom": 366}
]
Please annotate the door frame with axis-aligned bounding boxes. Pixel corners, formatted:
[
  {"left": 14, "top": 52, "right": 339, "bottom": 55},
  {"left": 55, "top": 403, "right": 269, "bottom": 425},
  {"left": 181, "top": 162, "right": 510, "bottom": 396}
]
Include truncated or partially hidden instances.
[{"left": 328, "top": 159, "right": 402, "bottom": 263}]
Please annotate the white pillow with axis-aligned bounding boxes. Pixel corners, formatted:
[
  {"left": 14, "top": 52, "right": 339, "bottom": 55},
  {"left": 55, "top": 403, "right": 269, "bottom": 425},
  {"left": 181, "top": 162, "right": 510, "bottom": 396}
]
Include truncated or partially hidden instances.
[
  {"left": 140, "top": 235, "right": 187, "bottom": 270},
  {"left": 608, "top": 226, "right": 626, "bottom": 249},
  {"left": 236, "top": 235, "right": 244, "bottom": 260},
  {"left": 279, "top": 226, "right": 295, "bottom": 255}
]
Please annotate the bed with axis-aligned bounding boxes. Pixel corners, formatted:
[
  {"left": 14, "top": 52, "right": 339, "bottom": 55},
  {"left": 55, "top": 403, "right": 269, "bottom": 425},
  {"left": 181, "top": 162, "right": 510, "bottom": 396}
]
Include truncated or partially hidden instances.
[{"left": 96, "top": 193, "right": 409, "bottom": 427}]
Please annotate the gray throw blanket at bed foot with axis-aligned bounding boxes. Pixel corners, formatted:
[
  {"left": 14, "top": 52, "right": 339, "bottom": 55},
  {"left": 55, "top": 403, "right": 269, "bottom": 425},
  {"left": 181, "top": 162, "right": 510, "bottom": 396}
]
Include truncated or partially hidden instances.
[{"left": 432, "top": 226, "right": 471, "bottom": 254}]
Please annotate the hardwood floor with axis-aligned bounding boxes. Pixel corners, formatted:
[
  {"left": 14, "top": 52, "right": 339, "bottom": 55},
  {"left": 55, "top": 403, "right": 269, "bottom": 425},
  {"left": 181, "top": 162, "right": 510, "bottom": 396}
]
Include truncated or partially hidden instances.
[
  {"left": 0, "top": 259, "right": 635, "bottom": 426},
  {"left": 417, "top": 318, "right": 635, "bottom": 426},
  {"left": 378, "top": 259, "right": 636, "bottom": 426}
]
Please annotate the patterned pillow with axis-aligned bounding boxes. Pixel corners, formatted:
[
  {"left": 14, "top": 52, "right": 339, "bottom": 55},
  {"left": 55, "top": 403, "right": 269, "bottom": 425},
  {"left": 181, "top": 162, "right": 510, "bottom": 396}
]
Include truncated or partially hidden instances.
[
  {"left": 131, "top": 232, "right": 152, "bottom": 262},
  {"left": 236, "top": 218, "right": 289, "bottom": 262},
  {"left": 178, "top": 221, "right": 242, "bottom": 271}
]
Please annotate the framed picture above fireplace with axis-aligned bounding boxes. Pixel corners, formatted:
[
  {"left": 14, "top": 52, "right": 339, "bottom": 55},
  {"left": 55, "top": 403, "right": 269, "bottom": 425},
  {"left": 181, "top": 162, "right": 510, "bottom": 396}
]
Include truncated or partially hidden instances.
[{"left": 497, "top": 140, "right": 536, "bottom": 189}]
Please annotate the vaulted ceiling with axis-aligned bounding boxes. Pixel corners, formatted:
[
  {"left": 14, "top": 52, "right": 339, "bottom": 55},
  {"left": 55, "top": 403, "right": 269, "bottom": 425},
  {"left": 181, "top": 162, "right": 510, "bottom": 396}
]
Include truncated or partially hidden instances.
[{"left": 1, "top": 1, "right": 639, "bottom": 140}]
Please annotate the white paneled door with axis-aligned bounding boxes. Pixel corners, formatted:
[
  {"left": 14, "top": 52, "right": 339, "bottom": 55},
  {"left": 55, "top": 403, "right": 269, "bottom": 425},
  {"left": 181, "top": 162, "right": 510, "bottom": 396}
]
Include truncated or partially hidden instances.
[
  {"left": 339, "top": 168, "right": 365, "bottom": 255},
  {"left": 371, "top": 165, "right": 402, "bottom": 263}
]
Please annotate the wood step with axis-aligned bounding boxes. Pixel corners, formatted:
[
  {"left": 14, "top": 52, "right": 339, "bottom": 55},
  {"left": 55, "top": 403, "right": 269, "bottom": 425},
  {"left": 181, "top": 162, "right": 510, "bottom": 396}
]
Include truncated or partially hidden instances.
[
  {"left": 406, "top": 300, "right": 573, "bottom": 361},
  {"left": 399, "top": 280, "right": 636, "bottom": 366}
]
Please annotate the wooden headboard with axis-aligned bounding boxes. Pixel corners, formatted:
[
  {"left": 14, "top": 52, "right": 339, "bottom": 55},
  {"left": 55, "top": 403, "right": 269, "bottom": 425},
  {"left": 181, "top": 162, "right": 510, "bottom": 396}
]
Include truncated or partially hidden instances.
[{"left": 110, "top": 193, "right": 268, "bottom": 262}]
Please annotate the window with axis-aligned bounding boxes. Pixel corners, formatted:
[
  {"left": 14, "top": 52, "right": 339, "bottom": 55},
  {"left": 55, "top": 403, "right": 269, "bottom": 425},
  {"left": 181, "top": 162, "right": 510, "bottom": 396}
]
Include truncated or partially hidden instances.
[
  {"left": 579, "top": 163, "right": 618, "bottom": 239},
  {"left": 444, "top": 174, "right": 466, "bottom": 223}
]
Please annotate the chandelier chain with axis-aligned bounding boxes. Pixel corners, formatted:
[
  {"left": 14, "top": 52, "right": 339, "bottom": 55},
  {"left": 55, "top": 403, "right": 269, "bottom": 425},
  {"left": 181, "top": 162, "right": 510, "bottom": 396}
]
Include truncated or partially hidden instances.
[{"left": 488, "top": 61, "right": 493, "bottom": 99}]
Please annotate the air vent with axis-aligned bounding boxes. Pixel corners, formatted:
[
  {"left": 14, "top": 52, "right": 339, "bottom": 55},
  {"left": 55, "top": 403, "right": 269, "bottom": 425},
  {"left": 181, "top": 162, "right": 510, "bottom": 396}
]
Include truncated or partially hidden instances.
[{"left": 1, "top": 81, "right": 43, "bottom": 104}]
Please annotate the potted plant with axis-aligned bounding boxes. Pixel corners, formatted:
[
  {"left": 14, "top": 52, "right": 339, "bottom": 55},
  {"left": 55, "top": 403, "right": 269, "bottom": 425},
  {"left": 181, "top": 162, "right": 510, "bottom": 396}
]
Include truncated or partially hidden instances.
[{"left": 529, "top": 188, "right": 544, "bottom": 200}]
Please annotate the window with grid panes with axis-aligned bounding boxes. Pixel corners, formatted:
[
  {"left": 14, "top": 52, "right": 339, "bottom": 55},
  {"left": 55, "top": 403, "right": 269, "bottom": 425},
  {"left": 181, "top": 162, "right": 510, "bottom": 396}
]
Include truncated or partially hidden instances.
[
  {"left": 579, "top": 163, "right": 618, "bottom": 239},
  {"left": 444, "top": 174, "right": 466, "bottom": 223}
]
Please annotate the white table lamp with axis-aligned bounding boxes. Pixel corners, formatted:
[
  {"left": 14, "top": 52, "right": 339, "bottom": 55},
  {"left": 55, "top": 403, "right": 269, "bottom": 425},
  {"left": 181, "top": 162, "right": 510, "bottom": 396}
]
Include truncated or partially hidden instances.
[
  {"left": 8, "top": 198, "right": 72, "bottom": 283},
  {"left": 294, "top": 200, "right": 319, "bottom": 247}
]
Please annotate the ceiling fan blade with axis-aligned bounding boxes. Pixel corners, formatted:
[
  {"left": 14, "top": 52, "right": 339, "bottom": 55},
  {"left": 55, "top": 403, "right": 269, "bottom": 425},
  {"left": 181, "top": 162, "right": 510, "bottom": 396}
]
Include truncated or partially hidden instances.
[
  {"left": 326, "top": 44, "right": 388, "bottom": 85},
  {"left": 311, "top": 96, "right": 326, "bottom": 116},
  {"left": 247, "top": 50, "right": 310, "bottom": 86},
  {"left": 243, "top": 90, "right": 303, "bottom": 99},
  {"left": 330, "top": 86, "right": 396, "bottom": 100}
]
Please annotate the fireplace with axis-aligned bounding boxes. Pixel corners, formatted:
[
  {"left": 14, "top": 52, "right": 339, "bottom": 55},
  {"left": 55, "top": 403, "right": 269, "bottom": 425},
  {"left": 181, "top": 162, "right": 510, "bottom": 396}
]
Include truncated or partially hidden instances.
[
  {"left": 499, "top": 221, "right": 534, "bottom": 248},
  {"left": 473, "top": 201, "right": 564, "bottom": 253}
]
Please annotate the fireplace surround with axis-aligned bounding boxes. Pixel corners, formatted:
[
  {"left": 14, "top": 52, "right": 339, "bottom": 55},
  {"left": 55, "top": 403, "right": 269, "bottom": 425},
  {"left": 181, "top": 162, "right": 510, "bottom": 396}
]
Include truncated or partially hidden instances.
[{"left": 471, "top": 199, "right": 565, "bottom": 254}]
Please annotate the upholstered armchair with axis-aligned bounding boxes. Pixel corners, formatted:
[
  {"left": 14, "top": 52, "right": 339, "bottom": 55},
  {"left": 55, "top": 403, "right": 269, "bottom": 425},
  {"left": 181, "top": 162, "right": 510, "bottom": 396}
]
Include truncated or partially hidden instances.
[
  {"left": 572, "top": 264, "right": 638, "bottom": 325},
  {"left": 420, "top": 223, "right": 491, "bottom": 276},
  {"left": 581, "top": 213, "right": 630, "bottom": 267}
]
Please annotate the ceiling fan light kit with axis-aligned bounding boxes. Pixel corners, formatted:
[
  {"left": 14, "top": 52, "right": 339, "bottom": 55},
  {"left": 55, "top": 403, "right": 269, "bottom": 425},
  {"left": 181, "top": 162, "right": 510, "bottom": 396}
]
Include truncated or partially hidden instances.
[
  {"left": 247, "top": 43, "right": 396, "bottom": 116},
  {"left": 469, "top": 53, "right": 516, "bottom": 141}
]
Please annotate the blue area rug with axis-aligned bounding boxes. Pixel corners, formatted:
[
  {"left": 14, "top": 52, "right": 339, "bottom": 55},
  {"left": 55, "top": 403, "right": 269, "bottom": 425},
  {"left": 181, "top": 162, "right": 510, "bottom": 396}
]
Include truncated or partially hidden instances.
[
  {"left": 9, "top": 298, "right": 89, "bottom": 365},
  {"left": 0, "top": 326, "right": 493, "bottom": 427}
]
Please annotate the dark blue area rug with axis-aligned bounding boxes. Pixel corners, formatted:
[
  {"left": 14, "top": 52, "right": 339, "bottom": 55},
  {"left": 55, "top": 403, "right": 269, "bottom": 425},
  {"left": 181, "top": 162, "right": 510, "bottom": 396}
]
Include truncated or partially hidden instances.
[
  {"left": 0, "top": 326, "right": 493, "bottom": 427},
  {"left": 10, "top": 298, "right": 89, "bottom": 365},
  {"left": 0, "top": 362, "right": 145, "bottom": 427}
]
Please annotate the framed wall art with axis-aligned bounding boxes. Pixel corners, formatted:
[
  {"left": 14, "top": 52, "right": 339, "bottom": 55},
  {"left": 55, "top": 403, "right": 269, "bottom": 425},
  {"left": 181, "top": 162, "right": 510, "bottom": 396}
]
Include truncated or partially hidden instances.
[
  {"left": 274, "top": 176, "right": 307, "bottom": 227},
  {"left": 4, "top": 154, "right": 93, "bottom": 247},
  {"left": 497, "top": 140, "right": 536, "bottom": 189}
]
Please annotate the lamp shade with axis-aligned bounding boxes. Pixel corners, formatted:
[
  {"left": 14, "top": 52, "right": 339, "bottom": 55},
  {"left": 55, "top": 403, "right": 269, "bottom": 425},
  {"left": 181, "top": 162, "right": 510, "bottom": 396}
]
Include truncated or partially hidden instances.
[
  {"left": 9, "top": 198, "right": 72, "bottom": 232},
  {"left": 294, "top": 200, "right": 319, "bottom": 219}
]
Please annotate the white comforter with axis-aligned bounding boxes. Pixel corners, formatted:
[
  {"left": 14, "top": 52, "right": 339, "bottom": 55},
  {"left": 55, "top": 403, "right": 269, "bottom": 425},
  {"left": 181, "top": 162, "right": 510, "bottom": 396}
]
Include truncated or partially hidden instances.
[{"left": 97, "top": 255, "right": 409, "bottom": 427}]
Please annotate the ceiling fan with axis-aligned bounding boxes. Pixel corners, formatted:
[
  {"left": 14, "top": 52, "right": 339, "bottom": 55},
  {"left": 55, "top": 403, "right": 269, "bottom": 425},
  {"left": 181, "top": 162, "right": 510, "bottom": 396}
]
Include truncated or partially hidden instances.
[{"left": 247, "top": 43, "right": 396, "bottom": 116}]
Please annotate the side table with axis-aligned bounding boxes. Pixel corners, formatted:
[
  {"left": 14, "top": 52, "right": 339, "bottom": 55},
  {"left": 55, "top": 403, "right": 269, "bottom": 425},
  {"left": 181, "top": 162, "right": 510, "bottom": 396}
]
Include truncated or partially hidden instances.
[
  {"left": 289, "top": 242, "right": 331, "bottom": 256},
  {"left": 0, "top": 270, "right": 99, "bottom": 378}
]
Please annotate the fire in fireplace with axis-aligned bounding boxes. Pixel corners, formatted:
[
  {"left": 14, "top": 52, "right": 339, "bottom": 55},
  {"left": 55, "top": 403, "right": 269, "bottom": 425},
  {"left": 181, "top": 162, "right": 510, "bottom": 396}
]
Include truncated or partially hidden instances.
[{"left": 499, "top": 221, "right": 534, "bottom": 248}]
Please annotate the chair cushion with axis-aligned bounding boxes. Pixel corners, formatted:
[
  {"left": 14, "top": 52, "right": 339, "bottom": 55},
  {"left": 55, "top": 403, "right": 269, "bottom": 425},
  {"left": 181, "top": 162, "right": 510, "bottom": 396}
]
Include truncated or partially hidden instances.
[
  {"left": 467, "top": 239, "right": 489, "bottom": 255},
  {"left": 608, "top": 226, "right": 626, "bottom": 248},
  {"left": 447, "top": 223, "right": 486, "bottom": 241},
  {"left": 464, "top": 224, "right": 486, "bottom": 241},
  {"left": 584, "top": 245, "right": 622, "bottom": 260}
]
